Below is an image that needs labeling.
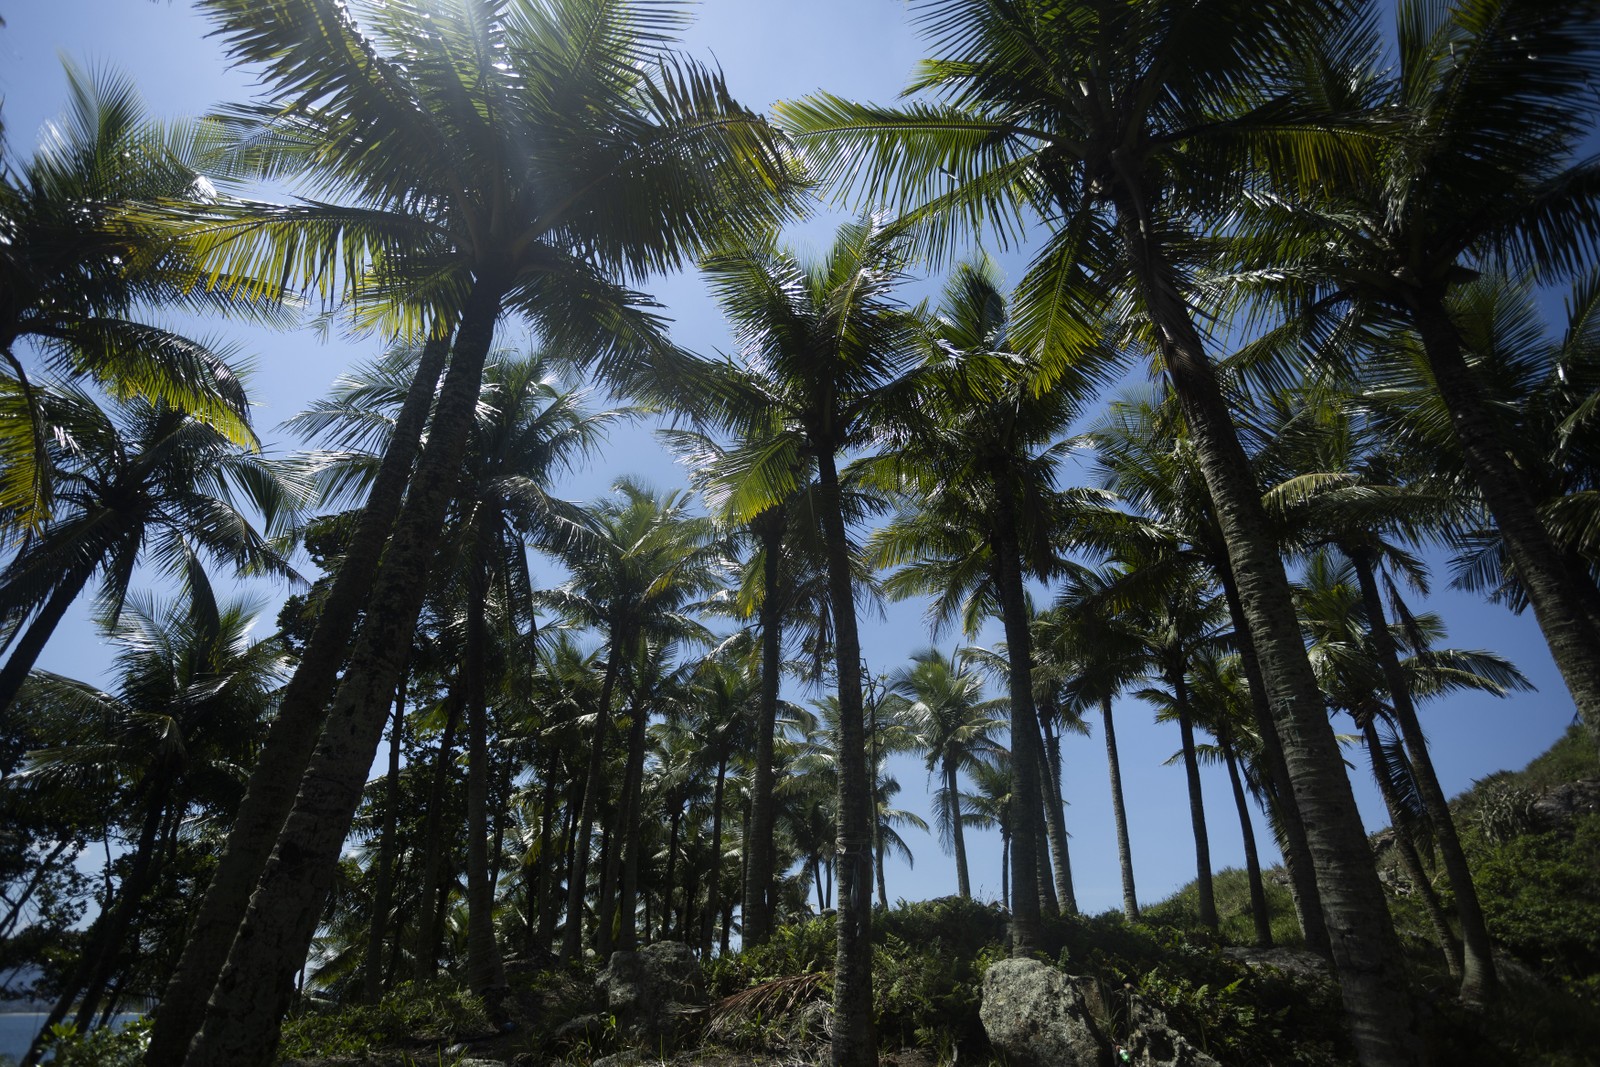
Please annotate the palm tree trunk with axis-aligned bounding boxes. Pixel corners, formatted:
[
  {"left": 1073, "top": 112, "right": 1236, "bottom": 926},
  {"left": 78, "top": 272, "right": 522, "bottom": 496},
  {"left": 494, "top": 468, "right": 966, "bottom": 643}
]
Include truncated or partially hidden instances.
[
  {"left": 945, "top": 759, "right": 972, "bottom": 898},
  {"left": 534, "top": 759, "right": 562, "bottom": 956},
  {"left": 663, "top": 799, "right": 682, "bottom": 940},
  {"left": 1101, "top": 697, "right": 1140, "bottom": 922},
  {"left": 1361, "top": 718, "right": 1463, "bottom": 978},
  {"left": 744, "top": 509, "right": 785, "bottom": 947},
  {"left": 414, "top": 689, "right": 462, "bottom": 982},
  {"left": 561, "top": 642, "right": 626, "bottom": 963},
  {"left": 464, "top": 536, "right": 507, "bottom": 1010},
  {"left": 1171, "top": 669, "right": 1218, "bottom": 932},
  {"left": 702, "top": 750, "right": 729, "bottom": 958},
  {"left": 1411, "top": 294, "right": 1600, "bottom": 756},
  {"left": 182, "top": 279, "right": 506, "bottom": 1067},
  {"left": 988, "top": 505, "right": 1044, "bottom": 955},
  {"left": 147, "top": 329, "right": 452, "bottom": 1067},
  {"left": 1039, "top": 718, "right": 1078, "bottom": 916},
  {"left": 1221, "top": 728, "right": 1272, "bottom": 946},
  {"left": 1114, "top": 188, "right": 1422, "bottom": 1067},
  {"left": 815, "top": 447, "right": 876, "bottom": 1067},
  {"left": 1348, "top": 546, "right": 1495, "bottom": 1004},
  {"left": 0, "top": 556, "right": 101, "bottom": 715},
  {"left": 617, "top": 691, "right": 653, "bottom": 952},
  {"left": 1218, "top": 567, "right": 1330, "bottom": 955},
  {"left": 362, "top": 678, "right": 407, "bottom": 1004}
]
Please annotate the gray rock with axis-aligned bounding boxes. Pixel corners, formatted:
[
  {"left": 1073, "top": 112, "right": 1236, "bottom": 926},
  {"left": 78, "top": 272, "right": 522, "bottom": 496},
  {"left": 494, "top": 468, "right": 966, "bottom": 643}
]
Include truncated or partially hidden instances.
[
  {"left": 980, "top": 958, "right": 1111, "bottom": 1067},
  {"left": 1222, "top": 945, "right": 1333, "bottom": 983},
  {"left": 596, "top": 940, "right": 705, "bottom": 1051},
  {"left": 1124, "top": 993, "right": 1223, "bottom": 1067}
]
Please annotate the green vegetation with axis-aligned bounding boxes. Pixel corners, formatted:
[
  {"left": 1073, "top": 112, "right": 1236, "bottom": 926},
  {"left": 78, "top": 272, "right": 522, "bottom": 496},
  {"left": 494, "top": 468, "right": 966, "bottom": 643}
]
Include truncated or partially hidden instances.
[{"left": 2, "top": 2, "right": 1598, "bottom": 1066}]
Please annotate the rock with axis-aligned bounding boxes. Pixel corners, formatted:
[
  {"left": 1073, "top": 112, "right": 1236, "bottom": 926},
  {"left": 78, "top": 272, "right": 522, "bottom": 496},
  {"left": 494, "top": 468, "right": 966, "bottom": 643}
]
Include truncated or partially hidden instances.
[
  {"left": 456, "top": 1060, "right": 509, "bottom": 1067},
  {"left": 980, "top": 958, "right": 1111, "bottom": 1067},
  {"left": 1221, "top": 946, "right": 1333, "bottom": 983},
  {"left": 589, "top": 1054, "right": 647, "bottom": 1067},
  {"left": 1124, "top": 993, "right": 1223, "bottom": 1067},
  {"left": 1530, "top": 779, "right": 1600, "bottom": 830},
  {"left": 596, "top": 940, "right": 705, "bottom": 1051}
]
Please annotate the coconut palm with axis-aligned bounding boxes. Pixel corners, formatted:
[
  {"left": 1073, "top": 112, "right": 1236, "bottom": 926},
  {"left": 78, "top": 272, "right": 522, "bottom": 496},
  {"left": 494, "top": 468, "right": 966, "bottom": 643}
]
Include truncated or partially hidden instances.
[
  {"left": 164, "top": 2, "right": 792, "bottom": 1058},
  {"left": 14, "top": 587, "right": 286, "bottom": 1067},
  {"left": 861, "top": 257, "right": 1116, "bottom": 940},
  {"left": 539, "top": 480, "right": 722, "bottom": 958},
  {"left": 0, "top": 61, "right": 279, "bottom": 530},
  {"left": 689, "top": 215, "right": 927, "bottom": 1066},
  {"left": 0, "top": 388, "right": 302, "bottom": 715},
  {"left": 1246, "top": 0, "right": 1600, "bottom": 758},
  {"left": 885, "top": 649, "right": 1005, "bottom": 899},
  {"left": 778, "top": 2, "right": 1420, "bottom": 1057}
]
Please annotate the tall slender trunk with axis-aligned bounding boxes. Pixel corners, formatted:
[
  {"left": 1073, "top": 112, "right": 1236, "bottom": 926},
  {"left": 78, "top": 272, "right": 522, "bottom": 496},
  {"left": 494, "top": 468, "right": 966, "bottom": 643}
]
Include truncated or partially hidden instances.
[
  {"left": 1101, "top": 697, "right": 1139, "bottom": 921},
  {"left": 1171, "top": 669, "right": 1217, "bottom": 931},
  {"left": 0, "top": 555, "right": 101, "bottom": 715},
  {"left": 663, "top": 799, "right": 682, "bottom": 940},
  {"left": 617, "top": 691, "right": 652, "bottom": 952},
  {"left": 464, "top": 530, "right": 507, "bottom": 1008},
  {"left": 989, "top": 508, "right": 1043, "bottom": 955},
  {"left": 534, "top": 758, "right": 561, "bottom": 956},
  {"left": 561, "top": 641, "right": 626, "bottom": 962},
  {"left": 815, "top": 448, "right": 875, "bottom": 1067},
  {"left": 945, "top": 759, "right": 972, "bottom": 898},
  {"left": 147, "top": 330, "right": 452, "bottom": 1067},
  {"left": 1348, "top": 546, "right": 1495, "bottom": 1004},
  {"left": 1411, "top": 293, "right": 1600, "bottom": 755},
  {"left": 701, "top": 749, "right": 729, "bottom": 958},
  {"left": 182, "top": 280, "right": 505, "bottom": 1067},
  {"left": 1039, "top": 715, "right": 1077, "bottom": 915},
  {"left": 1220, "top": 727, "right": 1272, "bottom": 946},
  {"left": 743, "top": 508, "right": 785, "bottom": 948},
  {"left": 1115, "top": 191, "right": 1421, "bottom": 1067},
  {"left": 363, "top": 678, "right": 407, "bottom": 1003},
  {"left": 1218, "top": 566, "right": 1329, "bottom": 954},
  {"left": 1361, "top": 717, "right": 1463, "bottom": 978},
  {"left": 414, "top": 689, "right": 462, "bottom": 982}
]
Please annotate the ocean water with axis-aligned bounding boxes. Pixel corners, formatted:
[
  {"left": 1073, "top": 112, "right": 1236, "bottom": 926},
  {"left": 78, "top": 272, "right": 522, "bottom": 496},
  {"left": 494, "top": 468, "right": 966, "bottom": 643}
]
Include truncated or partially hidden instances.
[{"left": 0, "top": 1013, "right": 141, "bottom": 1063}]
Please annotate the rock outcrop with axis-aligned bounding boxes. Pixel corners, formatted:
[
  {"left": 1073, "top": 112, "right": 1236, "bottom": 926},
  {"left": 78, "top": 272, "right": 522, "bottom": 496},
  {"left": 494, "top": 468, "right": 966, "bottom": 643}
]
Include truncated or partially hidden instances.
[
  {"left": 595, "top": 940, "right": 705, "bottom": 1052},
  {"left": 980, "top": 958, "right": 1111, "bottom": 1066}
]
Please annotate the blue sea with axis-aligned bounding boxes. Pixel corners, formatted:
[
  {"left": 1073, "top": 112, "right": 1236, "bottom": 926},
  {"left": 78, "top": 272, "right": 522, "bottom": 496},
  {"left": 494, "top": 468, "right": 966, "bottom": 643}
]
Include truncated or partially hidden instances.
[{"left": 0, "top": 1013, "right": 141, "bottom": 1063}]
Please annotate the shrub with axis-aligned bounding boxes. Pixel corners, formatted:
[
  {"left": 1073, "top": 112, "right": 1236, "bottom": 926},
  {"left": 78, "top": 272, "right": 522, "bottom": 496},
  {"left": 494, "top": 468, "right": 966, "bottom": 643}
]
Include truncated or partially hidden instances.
[{"left": 277, "top": 979, "right": 491, "bottom": 1059}]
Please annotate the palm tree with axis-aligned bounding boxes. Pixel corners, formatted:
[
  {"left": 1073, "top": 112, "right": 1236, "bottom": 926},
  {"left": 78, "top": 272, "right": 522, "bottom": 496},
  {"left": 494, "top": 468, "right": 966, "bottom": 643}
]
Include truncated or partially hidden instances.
[
  {"left": 1240, "top": 0, "right": 1600, "bottom": 756},
  {"left": 13, "top": 586, "right": 286, "bottom": 1067},
  {"left": 886, "top": 649, "right": 1005, "bottom": 899},
  {"left": 539, "top": 480, "right": 722, "bottom": 958},
  {"left": 965, "top": 751, "right": 1014, "bottom": 907},
  {"left": 778, "top": 4, "right": 1422, "bottom": 1060},
  {"left": 0, "top": 61, "right": 276, "bottom": 530},
  {"left": 861, "top": 258, "right": 1114, "bottom": 941},
  {"left": 690, "top": 216, "right": 926, "bottom": 1067},
  {"left": 0, "top": 388, "right": 302, "bottom": 715},
  {"left": 165, "top": 1, "right": 793, "bottom": 1059}
]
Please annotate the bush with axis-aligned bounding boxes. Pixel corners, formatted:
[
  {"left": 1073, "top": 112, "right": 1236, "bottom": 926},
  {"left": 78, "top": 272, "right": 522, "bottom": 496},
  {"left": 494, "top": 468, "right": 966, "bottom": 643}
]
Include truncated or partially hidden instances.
[{"left": 277, "top": 979, "right": 491, "bottom": 1059}]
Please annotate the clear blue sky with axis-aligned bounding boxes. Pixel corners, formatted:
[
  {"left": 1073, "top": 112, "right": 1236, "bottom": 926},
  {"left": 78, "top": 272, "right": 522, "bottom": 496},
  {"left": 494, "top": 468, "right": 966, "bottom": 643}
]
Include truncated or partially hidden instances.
[{"left": 0, "top": 0, "right": 1579, "bottom": 918}]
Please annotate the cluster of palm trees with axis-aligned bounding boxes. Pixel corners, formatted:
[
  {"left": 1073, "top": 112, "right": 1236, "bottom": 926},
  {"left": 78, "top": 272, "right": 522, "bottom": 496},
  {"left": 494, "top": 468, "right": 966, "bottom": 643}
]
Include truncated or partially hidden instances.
[{"left": 1, "top": 2, "right": 1596, "bottom": 1067}]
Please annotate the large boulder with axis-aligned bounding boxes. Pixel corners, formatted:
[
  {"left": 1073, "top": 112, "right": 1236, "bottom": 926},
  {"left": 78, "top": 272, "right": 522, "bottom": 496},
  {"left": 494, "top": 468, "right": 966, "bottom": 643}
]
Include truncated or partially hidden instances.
[
  {"left": 595, "top": 941, "right": 705, "bottom": 1051},
  {"left": 980, "top": 958, "right": 1111, "bottom": 1067}
]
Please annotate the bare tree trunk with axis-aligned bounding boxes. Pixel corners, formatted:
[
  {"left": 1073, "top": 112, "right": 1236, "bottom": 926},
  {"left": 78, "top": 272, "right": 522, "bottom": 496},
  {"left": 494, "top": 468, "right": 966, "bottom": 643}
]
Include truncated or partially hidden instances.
[
  {"left": 1221, "top": 729, "right": 1272, "bottom": 946},
  {"left": 1116, "top": 190, "right": 1422, "bottom": 1065},
  {"left": 414, "top": 690, "right": 462, "bottom": 982},
  {"left": 816, "top": 449, "right": 876, "bottom": 1067},
  {"left": 1349, "top": 546, "right": 1494, "bottom": 1004},
  {"left": 464, "top": 536, "right": 507, "bottom": 1011},
  {"left": 1361, "top": 718, "right": 1463, "bottom": 978},
  {"left": 147, "top": 330, "right": 451, "bottom": 1067},
  {"left": 363, "top": 678, "right": 407, "bottom": 1003},
  {"left": 945, "top": 759, "right": 972, "bottom": 898},
  {"left": 182, "top": 280, "right": 504, "bottom": 1067},
  {"left": 1039, "top": 717, "right": 1078, "bottom": 915},
  {"left": 1101, "top": 697, "right": 1139, "bottom": 921},
  {"left": 1218, "top": 568, "right": 1329, "bottom": 955},
  {"left": 1411, "top": 294, "right": 1600, "bottom": 756},
  {"left": 742, "top": 507, "right": 786, "bottom": 948},
  {"left": 1171, "top": 669, "right": 1217, "bottom": 931}
]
